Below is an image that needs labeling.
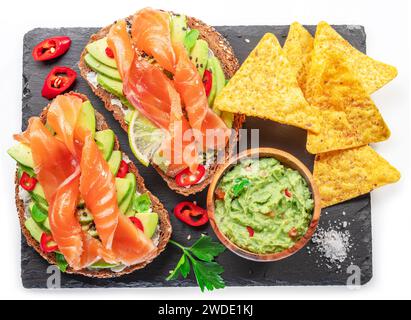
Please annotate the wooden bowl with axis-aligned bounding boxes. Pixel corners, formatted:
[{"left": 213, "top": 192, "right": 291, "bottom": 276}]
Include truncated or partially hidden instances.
[{"left": 207, "top": 148, "right": 321, "bottom": 262}]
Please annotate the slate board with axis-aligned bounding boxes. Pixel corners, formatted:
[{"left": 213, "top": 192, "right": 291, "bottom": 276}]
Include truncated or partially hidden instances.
[{"left": 21, "top": 25, "right": 372, "bottom": 288}]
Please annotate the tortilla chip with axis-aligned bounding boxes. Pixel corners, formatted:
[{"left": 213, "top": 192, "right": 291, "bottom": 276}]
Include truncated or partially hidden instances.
[
  {"left": 214, "top": 33, "right": 320, "bottom": 133},
  {"left": 283, "top": 22, "right": 314, "bottom": 95},
  {"left": 315, "top": 22, "right": 398, "bottom": 94},
  {"left": 305, "top": 45, "right": 391, "bottom": 154},
  {"left": 314, "top": 146, "right": 401, "bottom": 208}
]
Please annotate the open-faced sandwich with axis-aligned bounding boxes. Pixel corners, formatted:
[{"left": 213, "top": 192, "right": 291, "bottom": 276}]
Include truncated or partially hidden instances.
[
  {"left": 8, "top": 92, "right": 172, "bottom": 278},
  {"left": 79, "top": 7, "right": 245, "bottom": 196}
]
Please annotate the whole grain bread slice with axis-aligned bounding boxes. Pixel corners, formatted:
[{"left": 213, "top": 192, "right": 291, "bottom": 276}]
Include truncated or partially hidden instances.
[
  {"left": 79, "top": 13, "right": 245, "bottom": 196},
  {"left": 15, "top": 92, "right": 172, "bottom": 279}
]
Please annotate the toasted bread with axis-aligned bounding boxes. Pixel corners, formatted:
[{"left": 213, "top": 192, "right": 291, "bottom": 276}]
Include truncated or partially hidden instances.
[
  {"left": 79, "top": 13, "right": 245, "bottom": 196},
  {"left": 15, "top": 92, "right": 172, "bottom": 278}
]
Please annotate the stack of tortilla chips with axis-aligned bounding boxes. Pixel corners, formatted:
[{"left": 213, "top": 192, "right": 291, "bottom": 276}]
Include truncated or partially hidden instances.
[{"left": 214, "top": 22, "right": 400, "bottom": 208}]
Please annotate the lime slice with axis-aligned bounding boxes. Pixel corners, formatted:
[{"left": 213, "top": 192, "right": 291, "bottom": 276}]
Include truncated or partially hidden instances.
[{"left": 128, "top": 111, "right": 165, "bottom": 167}]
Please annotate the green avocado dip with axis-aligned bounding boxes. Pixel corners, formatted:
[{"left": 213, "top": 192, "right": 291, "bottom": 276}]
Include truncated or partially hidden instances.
[{"left": 214, "top": 158, "right": 314, "bottom": 254}]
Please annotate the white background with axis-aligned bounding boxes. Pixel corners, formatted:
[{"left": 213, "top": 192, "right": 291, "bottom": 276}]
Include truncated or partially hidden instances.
[{"left": 0, "top": 0, "right": 410, "bottom": 300}]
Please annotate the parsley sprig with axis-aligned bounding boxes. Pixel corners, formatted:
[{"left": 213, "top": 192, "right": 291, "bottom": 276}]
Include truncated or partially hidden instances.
[{"left": 167, "top": 235, "right": 226, "bottom": 292}]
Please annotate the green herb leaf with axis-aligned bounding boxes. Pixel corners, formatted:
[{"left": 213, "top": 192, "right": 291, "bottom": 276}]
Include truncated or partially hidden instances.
[
  {"left": 232, "top": 177, "right": 251, "bottom": 197},
  {"left": 132, "top": 193, "right": 151, "bottom": 213},
  {"left": 167, "top": 237, "right": 226, "bottom": 292},
  {"left": 167, "top": 254, "right": 191, "bottom": 281},
  {"left": 190, "top": 259, "right": 225, "bottom": 292},
  {"left": 55, "top": 253, "right": 68, "bottom": 273},
  {"left": 190, "top": 235, "right": 226, "bottom": 262},
  {"left": 184, "top": 29, "right": 200, "bottom": 52},
  {"left": 30, "top": 203, "right": 48, "bottom": 223}
]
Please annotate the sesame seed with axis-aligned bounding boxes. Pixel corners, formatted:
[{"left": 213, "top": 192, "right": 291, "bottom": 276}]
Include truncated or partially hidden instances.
[{"left": 245, "top": 38, "right": 251, "bottom": 43}]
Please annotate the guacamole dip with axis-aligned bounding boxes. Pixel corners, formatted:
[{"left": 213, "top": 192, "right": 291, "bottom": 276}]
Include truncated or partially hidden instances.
[{"left": 214, "top": 158, "right": 314, "bottom": 254}]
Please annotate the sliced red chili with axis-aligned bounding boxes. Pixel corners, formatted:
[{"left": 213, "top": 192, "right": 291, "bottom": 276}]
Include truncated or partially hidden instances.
[
  {"left": 105, "top": 47, "right": 115, "bottom": 59},
  {"left": 129, "top": 217, "right": 144, "bottom": 232},
  {"left": 40, "top": 233, "right": 58, "bottom": 253},
  {"left": 247, "top": 226, "right": 255, "bottom": 238},
  {"left": 175, "top": 165, "right": 206, "bottom": 187},
  {"left": 284, "top": 189, "right": 292, "bottom": 198},
  {"left": 174, "top": 202, "right": 209, "bottom": 227},
  {"left": 203, "top": 70, "right": 213, "bottom": 97},
  {"left": 116, "top": 160, "right": 129, "bottom": 178},
  {"left": 20, "top": 172, "right": 37, "bottom": 191},
  {"left": 32, "top": 36, "right": 71, "bottom": 61},
  {"left": 42, "top": 66, "right": 77, "bottom": 99}
]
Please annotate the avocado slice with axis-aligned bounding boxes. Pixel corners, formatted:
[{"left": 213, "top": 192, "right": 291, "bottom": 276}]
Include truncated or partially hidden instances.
[
  {"left": 25, "top": 218, "right": 43, "bottom": 242},
  {"left": 86, "top": 37, "right": 117, "bottom": 68},
  {"left": 108, "top": 150, "right": 122, "bottom": 176},
  {"left": 77, "top": 101, "right": 96, "bottom": 138},
  {"left": 8, "top": 143, "right": 34, "bottom": 169},
  {"left": 90, "top": 260, "right": 120, "bottom": 269},
  {"left": 42, "top": 217, "right": 51, "bottom": 232},
  {"left": 30, "top": 183, "right": 49, "bottom": 212},
  {"left": 135, "top": 212, "right": 158, "bottom": 238},
  {"left": 206, "top": 58, "right": 218, "bottom": 107},
  {"left": 208, "top": 56, "right": 234, "bottom": 128},
  {"left": 97, "top": 73, "right": 124, "bottom": 98},
  {"left": 190, "top": 39, "right": 209, "bottom": 78},
  {"left": 95, "top": 129, "right": 115, "bottom": 160},
  {"left": 119, "top": 173, "right": 136, "bottom": 215},
  {"left": 171, "top": 14, "right": 187, "bottom": 46},
  {"left": 85, "top": 53, "right": 121, "bottom": 81},
  {"left": 115, "top": 177, "right": 133, "bottom": 206}
]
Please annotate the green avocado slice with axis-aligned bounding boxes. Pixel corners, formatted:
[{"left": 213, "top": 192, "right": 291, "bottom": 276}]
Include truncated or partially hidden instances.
[
  {"left": 25, "top": 218, "right": 43, "bottom": 243},
  {"left": 7, "top": 143, "right": 34, "bottom": 169},
  {"left": 85, "top": 53, "right": 122, "bottom": 81},
  {"left": 86, "top": 37, "right": 117, "bottom": 68},
  {"left": 95, "top": 129, "right": 115, "bottom": 161},
  {"left": 77, "top": 101, "right": 96, "bottom": 138},
  {"left": 119, "top": 173, "right": 136, "bottom": 215},
  {"left": 190, "top": 39, "right": 209, "bottom": 78},
  {"left": 171, "top": 14, "right": 188, "bottom": 46},
  {"left": 97, "top": 73, "right": 124, "bottom": 98},
  {"left": 108, "top": 150, "right": 122, "bottom": 176}
]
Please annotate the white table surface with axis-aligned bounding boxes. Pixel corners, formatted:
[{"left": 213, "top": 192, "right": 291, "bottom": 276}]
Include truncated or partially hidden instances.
[{"left": 0, "top": 0, "right": 409, "bottom": 300}]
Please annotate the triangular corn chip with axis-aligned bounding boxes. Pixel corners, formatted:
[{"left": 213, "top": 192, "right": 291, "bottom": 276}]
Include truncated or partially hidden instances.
[
  {"left": 305, "top": 45, "right": 391, "bottom": 154},
  {"left": 283, "top": 22, "right": 398, "bottom": 95},
  {"left": 314, "top": 146, "right": 401, "bottom": 208},
  {"left": 314, "top": 22, "right": 398, "bottom": 94},
  {"left": 214, "top": 33, "right": 320, "bottom": 133},
  {"left": 283, "top": 22, "right": 314, "bottom": 95}
]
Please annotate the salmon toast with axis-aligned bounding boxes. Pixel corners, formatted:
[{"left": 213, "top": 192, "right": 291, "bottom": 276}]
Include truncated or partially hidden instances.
[
  {"left": 79, "top": 8, "right": 245, "bottom": 196},
  {"left": 10, "top": 92, "right": 171, "bottom": 278}
]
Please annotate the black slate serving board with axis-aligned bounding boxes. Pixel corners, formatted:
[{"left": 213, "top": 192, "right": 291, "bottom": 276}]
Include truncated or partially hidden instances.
[{"left": 21, "top": 25, "right": 372, "bottom": 288}]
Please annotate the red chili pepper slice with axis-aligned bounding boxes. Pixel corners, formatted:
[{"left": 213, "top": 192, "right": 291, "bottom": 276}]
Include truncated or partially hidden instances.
[
  {"left": 105, "top": 47, "right": 115, "bottom": 59},
  {"left": 174, "top": 202, "right": 209, "bottom": 227},
  {"left": 175, "top": 165, "right": 206, "bottom": 187},
  {"left": 19, "top": 172, "right": 37, "bottom": 191},
  {"left": 116, "top": 160, "right": 129, "bottom": 178},
  {"left": 129, "top": 217, "right": 145, "bottom": 232},
  {"left": 247, "top": 226, "right": 255, "bottom": 238},
  {"left": 32, "top": 36, "right": 71, "bottom": 61},
  {"left": 284, "top": 189, "right": 292, "bottom": 198},
  {"left": 40, "top": 233, "right": 58, "bottom": 253},
  {"left": 203, "top": 70, "right": 213, "bottom": 97},
  {"left": 42, "top": 66, "right": 77, "bottom": 99}
]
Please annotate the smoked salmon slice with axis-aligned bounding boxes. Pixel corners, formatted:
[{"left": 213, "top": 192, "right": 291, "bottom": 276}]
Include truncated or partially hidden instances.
[
  {"left": 131, "top": 8, "right": 176, "bottom": 73},
  {"left": 47, "top": 94, "right": 84, "bottom": 157},
  {"left": 107, "top": 19, "right": 135, "bottom": 81},
  {"left": 49, "top": 168, "right": 83, "bottom": 270},
  {"left": 173, "top": 44, "right": 208, "bottom": 132},
  {"left": 24, "top": 118, "right": 78, "bottom": 205},
  {"left": 79, "top": 135, "right": 119, "bottom": 250},
  {"left": 111, "top": 214, "right": 156, "bottom": 266}
]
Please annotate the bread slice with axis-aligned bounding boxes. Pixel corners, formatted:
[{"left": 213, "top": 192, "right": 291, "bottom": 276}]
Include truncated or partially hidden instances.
[
  {"left": 79, "top": 13, "right": 245, "bottom": 196},
  {"left": 15, "top": 92, "right": 172, "bottom": 279}
]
